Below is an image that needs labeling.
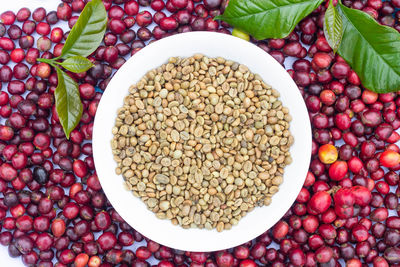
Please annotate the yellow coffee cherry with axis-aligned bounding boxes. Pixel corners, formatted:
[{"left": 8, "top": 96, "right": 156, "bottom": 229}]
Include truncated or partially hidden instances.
[
  {"left": 232, "top": 28, "right": 250, "bottom": 41},
  {"left": 318, "top": 144, "right": 338, "bottom": 164}
]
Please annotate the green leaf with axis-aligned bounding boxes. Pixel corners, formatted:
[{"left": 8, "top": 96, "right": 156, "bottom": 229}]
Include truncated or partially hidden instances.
[
  {"left": 58, "top": 56, "right": 94, "bottom": 73},
  {"left": 324, "top": 0, "right": 343, "bottom": 53},
  {"left": 55, "top": 67, "right": 82, "bottom": 139},
  {"left": 215, "top": 0, "right": 324, "bottom": 40},
  {"left": 337, "top": 3, "right": 400, "bottom": 93},
  {"left": 61, "top": 0, "right": 107, "bottom": 58}
]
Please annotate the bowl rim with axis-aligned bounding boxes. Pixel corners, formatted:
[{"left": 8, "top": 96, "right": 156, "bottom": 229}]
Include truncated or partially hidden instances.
[{"left": 93, "top": 31, "right": 312, "bottom": 252}]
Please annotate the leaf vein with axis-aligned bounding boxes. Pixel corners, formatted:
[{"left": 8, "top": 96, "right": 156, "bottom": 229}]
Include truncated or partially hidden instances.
[
  {"left": 224, "top": 0, "right": 319, "bottom": 20},
  {"left": 340, "top": 5, "right": 400, "bottom": 77}
]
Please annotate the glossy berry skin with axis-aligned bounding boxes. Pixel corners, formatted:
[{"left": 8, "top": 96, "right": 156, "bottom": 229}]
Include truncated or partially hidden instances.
[
  {"left": 125, "top": 1, "right": 140, "bottom": 16},
  {"left": 151, "top": 0, "right": 165, "bottom": 11},
  {"left": 318, "top": 144, "right": 338, "bottom": 164},
  {"left": 335, "top": 113, "right": 351, "bottom": 130},
  {"left": 308, "top": 191, "right": 331, "bottom": 214},
  {"left": 36, "top": 22, "right": 51, "bottom": 36},
  {"left": 50, "top": 27, "right": 63, "bottom": 43},
  {"left": 380, "top": 150, "right": 400, "bottom": 168},
  {"left": 136, "top": 11, "right": 152, "bottom": 27},
  {"left": 51, "top": 218, "right": 66, "bottom": 237},
  {"left": 57, "top": 3, "right": 72, "bottom": 21},
  {"left": 10, "top": 49, "right": 25, "bottom": 63},
  {"left": 216, "top": 252, "right": 234, "bottom": 267},
  {"left": 160, "top": 17, "right": 179, "bottom": 31},
  {"left": 239, "top": 259, "right": 257, "bottom": 267},
  {"left": 171, "top": 0, "right": 188, "bottom": 9},
  {"left": 329, "top": 161, "right": 348, "bottom": 181},
  {"left": 1, "top": 11, "right": 16, "bottom": 25}
]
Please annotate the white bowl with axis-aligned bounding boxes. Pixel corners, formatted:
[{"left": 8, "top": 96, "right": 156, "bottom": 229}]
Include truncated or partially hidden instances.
[{"left": 93, "top": 31, "right": 312, "bottom": 252}]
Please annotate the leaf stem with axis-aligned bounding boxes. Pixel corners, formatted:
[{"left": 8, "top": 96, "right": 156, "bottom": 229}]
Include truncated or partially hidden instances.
[{"left": 36, "top": 58, "right": 58, "bottom": 68}]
